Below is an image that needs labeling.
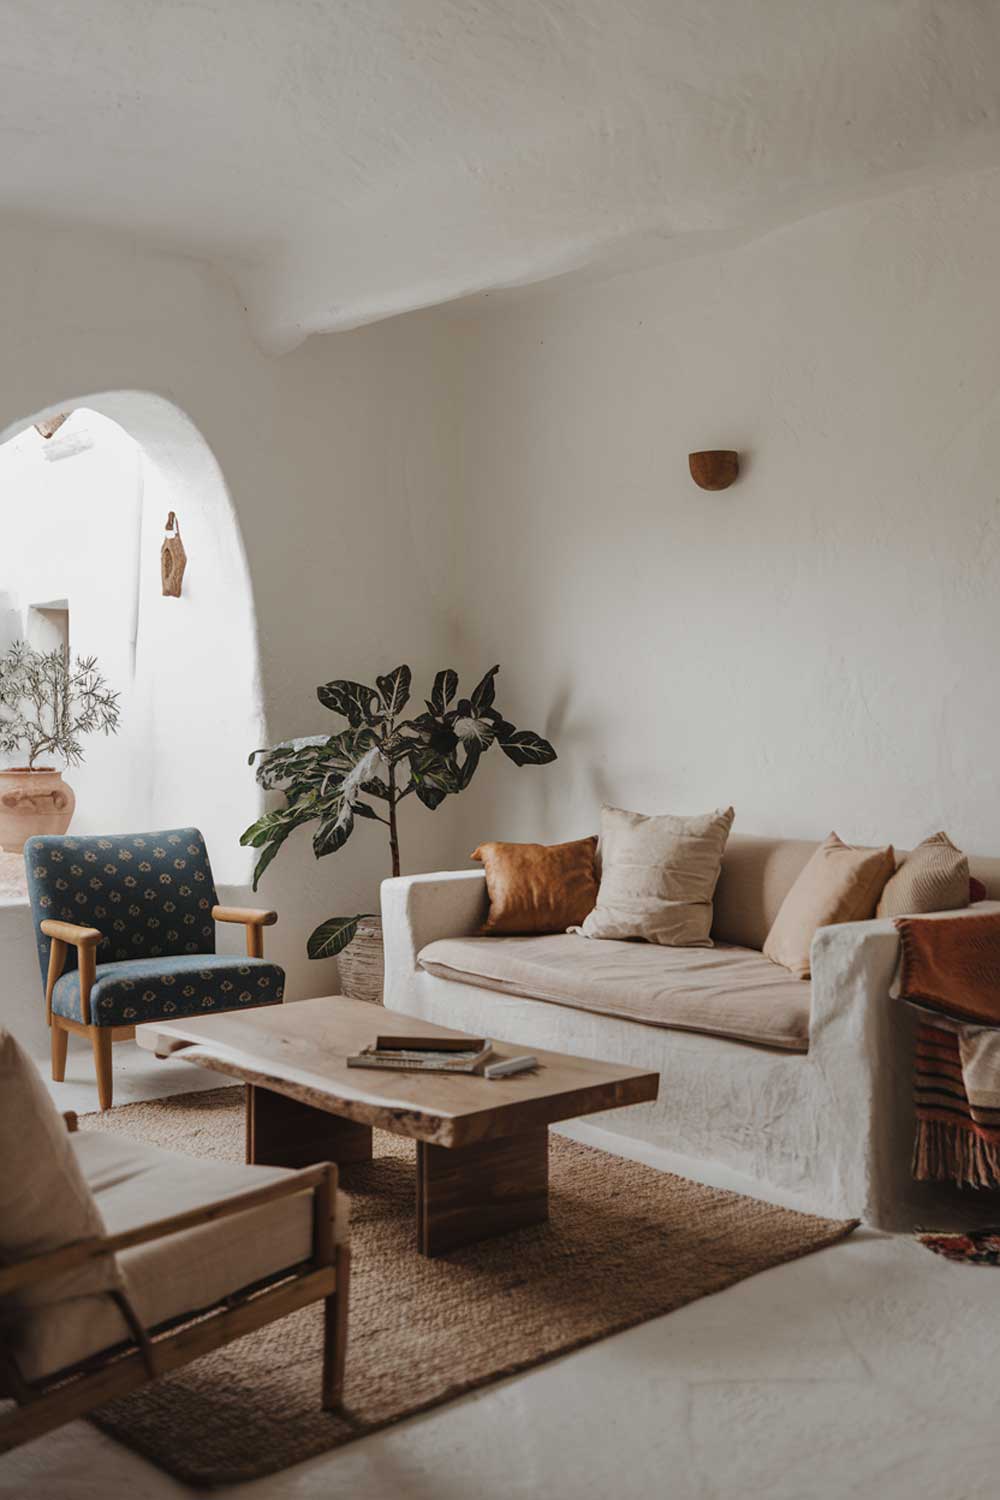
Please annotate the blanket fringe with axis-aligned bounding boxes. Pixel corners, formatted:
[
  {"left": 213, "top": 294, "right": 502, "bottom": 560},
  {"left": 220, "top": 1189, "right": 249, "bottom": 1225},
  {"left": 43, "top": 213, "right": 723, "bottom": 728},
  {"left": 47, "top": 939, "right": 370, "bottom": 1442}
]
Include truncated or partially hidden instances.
[{"left": 914, "top": 1119, "right": 1000, "bottom": 1190}]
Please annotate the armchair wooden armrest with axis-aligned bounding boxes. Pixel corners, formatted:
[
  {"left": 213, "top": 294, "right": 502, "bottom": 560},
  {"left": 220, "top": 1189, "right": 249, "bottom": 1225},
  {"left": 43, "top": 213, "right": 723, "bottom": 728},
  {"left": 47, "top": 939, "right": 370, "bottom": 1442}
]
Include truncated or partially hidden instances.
[
  {"left": 40, "top": 919, "right": 103, "bottom": 1028},
  {"left": 39, "top": 919, "right": 102, "bottom": 947},
  {"left": 212, "top": 904, "right": 278, "bottom": 958}
]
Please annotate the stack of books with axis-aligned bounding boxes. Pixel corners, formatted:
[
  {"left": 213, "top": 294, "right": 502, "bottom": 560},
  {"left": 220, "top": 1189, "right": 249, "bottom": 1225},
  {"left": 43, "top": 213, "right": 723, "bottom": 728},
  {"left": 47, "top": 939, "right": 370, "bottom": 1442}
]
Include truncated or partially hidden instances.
[
  {"left": 347, "top": 1033, "right": 494, "bottom": 1074},
  {"left": 347, "top": 1034, "right": 539, "bottom": 1078}
]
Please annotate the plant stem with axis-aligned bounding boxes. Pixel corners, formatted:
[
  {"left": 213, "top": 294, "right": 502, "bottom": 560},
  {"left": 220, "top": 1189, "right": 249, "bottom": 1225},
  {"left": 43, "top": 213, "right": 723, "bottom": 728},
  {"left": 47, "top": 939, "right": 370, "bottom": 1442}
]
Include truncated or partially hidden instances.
[{"left": 387, "top": 758, "right": 401, "bottom": 878}]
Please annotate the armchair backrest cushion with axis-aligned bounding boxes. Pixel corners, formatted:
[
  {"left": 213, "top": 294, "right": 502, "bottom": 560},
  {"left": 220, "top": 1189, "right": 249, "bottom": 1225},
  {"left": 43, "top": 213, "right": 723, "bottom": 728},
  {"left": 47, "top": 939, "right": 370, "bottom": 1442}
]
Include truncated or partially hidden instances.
[
  {"left": 0, "top": 1029, "right": 125, "bottom": 1358},
  {"left": 25, "top": 828, "right": 218, "bottom": 984}
]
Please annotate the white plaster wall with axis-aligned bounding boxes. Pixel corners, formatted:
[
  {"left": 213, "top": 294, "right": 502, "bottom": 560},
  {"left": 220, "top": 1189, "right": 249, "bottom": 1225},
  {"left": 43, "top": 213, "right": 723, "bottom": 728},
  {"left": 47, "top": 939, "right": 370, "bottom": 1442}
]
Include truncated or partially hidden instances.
[
  {"left": 0, "top": 221, "right": 464, "bottom": 1043},
  {"left": 446, "top": 167, "right": 1000, "bottom": 861}
]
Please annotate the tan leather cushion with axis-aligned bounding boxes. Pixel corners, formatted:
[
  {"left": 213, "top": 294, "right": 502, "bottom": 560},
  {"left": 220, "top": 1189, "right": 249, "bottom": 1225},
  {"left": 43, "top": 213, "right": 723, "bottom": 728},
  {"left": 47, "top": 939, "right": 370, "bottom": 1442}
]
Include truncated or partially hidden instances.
[
  {"left": 0, "top": 1029, "right": 128, "bottom": 1382},
  {"left": 420, "top": 931, "right": 810, "bottom": 1051},
  {"left": 471, "top": 836, "right": 599, "bottom": 934},
  {"left": 16, "top": 1131, "right": 349, "bottom": 1382},
  {"left": 577, "top": 804, "right": 735, "bottom": 947},
  {"left": 763, "top": 833, "right": 895, "bottom": 979},
  {"left": 877, "top": 832, "right": 970, "bottom": 918}
]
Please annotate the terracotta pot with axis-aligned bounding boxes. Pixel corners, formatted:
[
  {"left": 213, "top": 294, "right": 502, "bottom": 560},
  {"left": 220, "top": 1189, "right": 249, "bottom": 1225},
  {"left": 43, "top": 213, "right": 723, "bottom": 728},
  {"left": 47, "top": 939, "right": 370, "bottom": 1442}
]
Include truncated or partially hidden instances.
[
  {"left": 0, "top": 767, "right": 75, "bottom": 852},
  {"left": 337, "top": 915, "right": 384, "bottom": 1004}
]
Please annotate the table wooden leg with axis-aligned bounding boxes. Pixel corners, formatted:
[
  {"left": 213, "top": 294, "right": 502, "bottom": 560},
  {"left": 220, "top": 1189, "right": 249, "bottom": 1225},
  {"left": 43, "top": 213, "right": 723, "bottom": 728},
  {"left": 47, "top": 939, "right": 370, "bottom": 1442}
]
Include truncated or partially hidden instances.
[
  {"left": 416, "top": 1128, "right": 549, "bottom": 1256},
  {"left": 246, "top": 1085, "right": 373, "bottom": 1169}
]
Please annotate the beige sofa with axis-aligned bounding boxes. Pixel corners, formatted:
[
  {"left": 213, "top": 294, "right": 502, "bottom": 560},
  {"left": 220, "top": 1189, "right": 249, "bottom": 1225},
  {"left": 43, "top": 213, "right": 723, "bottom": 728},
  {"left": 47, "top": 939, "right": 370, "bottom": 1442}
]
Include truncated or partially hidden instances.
[{"left": 382, "top": 834, "right": 1000, "bottom": 1229}]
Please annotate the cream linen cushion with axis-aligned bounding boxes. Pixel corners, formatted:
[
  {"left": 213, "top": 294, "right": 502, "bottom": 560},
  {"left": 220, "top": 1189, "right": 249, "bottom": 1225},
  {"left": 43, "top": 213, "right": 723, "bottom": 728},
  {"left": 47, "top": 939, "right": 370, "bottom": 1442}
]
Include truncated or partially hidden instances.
[
  {"left": 577, "top": 804, "right": 735, "bottom": 947},
  {"left": 763, "top": 833, "right": 895, "bottom": 978},
  {"left": 0, "top": 1028, "right": 129, "bottom": 1377},
  {"left": 876, "top": 832, "right": 970, "bottom": 918}
]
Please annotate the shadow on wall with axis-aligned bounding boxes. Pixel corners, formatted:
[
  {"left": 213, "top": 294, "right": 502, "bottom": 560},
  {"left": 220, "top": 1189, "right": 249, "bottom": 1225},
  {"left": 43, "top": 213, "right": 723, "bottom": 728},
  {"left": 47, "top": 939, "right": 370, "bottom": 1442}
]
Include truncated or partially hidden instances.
[{"left": 0, "top": 392, "right": 265, "bottom": 885}]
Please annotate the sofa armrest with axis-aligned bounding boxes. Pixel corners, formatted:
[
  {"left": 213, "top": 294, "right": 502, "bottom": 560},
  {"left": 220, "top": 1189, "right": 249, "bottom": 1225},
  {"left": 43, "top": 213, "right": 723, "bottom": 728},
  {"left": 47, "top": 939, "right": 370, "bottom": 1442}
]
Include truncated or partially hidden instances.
[
  {"left": 807, "top": 901, "right": 1000, "bottom": 1225},
  {"left": 380, "top": 870, "right": 487, "bottom": 1006}
]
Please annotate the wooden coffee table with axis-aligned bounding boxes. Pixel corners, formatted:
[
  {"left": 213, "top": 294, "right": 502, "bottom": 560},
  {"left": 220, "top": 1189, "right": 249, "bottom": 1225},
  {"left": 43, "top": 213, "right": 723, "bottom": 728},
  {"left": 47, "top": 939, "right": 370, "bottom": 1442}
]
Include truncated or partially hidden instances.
[{"left": 137, "top": 997, "right": 659, "bottom": 1256}]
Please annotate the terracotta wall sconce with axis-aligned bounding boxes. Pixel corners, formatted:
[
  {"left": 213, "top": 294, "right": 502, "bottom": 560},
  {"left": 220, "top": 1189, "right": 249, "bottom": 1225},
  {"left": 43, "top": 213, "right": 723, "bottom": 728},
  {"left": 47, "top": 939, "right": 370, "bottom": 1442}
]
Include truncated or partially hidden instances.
[
  {"left": 161, "top": 511, "right": 187, "bottom": 597},
  {"left": 689, "top": 450, "right": 739, "bottom": 490}
]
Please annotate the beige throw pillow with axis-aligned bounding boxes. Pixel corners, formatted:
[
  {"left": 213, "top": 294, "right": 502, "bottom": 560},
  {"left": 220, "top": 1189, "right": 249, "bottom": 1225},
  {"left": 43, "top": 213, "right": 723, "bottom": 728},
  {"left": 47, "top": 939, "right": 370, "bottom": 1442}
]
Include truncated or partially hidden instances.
[
  {"left": 576, "top": 804, "right": 735, "bottom": 947},
  {"left": 876, "top": 832, "right": 970, "bottom": 919},
  {"left": 763, "top": 833, "right": 895, "bottom": 978},
  {"left": 0, "top": 1028, "right": 124, "bottom": 1329}
]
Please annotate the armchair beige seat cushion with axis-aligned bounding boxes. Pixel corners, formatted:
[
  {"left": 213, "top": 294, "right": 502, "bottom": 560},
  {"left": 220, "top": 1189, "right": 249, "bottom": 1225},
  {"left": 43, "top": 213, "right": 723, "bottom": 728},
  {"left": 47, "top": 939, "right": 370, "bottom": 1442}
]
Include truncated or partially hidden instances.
[
  {"left": 16, "top": 1130, "right": 349, "bottom": 1384},
  {"left": 419, "top": 932, "right": 810, "bottom": 1051}
]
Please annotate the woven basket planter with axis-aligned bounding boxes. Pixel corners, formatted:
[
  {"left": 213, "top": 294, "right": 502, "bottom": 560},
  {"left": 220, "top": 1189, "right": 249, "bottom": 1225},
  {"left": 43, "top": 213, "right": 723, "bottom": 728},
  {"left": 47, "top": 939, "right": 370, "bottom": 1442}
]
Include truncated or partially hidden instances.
[{"left": 337, "top": 916, "right": 384, "bottom": 1004}]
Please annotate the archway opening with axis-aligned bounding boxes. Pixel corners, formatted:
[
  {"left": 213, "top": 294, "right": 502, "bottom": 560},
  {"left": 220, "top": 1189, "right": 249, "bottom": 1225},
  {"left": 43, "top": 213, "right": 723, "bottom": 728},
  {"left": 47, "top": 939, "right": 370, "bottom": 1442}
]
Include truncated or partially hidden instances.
[{"left": 0, "top": 394, "right": 264, "bottom": 904}]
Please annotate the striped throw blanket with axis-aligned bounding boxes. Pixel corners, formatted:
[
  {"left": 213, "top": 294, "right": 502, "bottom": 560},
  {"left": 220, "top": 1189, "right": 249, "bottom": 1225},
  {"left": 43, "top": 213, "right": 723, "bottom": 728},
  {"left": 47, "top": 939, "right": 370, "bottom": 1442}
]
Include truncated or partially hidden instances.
[{"left": 895, "top": 910, "right": 1000, "bottom": 1189}]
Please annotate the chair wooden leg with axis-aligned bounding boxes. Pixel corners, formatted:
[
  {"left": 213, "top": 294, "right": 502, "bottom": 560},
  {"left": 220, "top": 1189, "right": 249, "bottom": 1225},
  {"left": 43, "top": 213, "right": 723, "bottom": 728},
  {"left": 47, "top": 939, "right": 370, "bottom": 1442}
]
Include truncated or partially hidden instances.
[
  {"left": 90, "top": 1027, "right": 113, "bottom": 1111},
  {"left": 321, "top": 1244, "right": 350, "bottom": 1410},
  {"left": 51, "top": 1020, "right": 68, "bottom": 1083}
]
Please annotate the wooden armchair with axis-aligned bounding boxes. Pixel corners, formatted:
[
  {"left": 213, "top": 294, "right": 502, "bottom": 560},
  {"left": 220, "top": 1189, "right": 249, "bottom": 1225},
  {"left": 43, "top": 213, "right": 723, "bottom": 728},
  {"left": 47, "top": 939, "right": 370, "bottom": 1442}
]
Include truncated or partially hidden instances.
[
  {"left": 0, "top": 1041, "right": 349, "bottom": 1454},
  {"left": 24, "top": 828, "right": 285, "bottom": 1109}
]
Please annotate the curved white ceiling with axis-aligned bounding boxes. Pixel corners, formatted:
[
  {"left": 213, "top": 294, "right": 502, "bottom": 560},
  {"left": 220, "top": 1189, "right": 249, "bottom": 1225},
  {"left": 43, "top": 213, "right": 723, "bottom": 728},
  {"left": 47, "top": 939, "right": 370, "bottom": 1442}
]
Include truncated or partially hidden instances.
[{"left": 4, "top": 1, "right": 1000, "bottom": 350}]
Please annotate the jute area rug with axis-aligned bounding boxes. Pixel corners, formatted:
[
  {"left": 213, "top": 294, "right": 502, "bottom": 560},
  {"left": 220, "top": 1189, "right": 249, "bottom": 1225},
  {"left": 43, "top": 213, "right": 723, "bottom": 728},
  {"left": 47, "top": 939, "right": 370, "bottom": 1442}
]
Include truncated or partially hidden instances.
[{"left": 80, "top": 1087, "right": 856, "bottom": 1487}]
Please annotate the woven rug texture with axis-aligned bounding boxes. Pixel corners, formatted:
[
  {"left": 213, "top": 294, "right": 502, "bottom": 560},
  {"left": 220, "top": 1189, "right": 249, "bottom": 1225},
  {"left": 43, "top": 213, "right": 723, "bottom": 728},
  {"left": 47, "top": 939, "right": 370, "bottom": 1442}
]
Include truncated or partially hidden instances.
[{"left": 78, "top": 1087, "right": 856, "bottom": 1486}]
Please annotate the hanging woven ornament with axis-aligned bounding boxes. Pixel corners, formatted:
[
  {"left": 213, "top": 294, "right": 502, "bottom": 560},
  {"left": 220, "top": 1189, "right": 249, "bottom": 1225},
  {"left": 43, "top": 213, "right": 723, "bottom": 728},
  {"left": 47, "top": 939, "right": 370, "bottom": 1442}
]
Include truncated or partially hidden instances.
[{"left": 161, "top": 511, "right": 187, "bottom": 597}]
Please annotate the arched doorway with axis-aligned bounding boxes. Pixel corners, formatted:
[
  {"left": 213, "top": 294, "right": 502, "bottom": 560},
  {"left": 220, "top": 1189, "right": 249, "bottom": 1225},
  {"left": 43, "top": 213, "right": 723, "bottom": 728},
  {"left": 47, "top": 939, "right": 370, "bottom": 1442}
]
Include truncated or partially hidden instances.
[{"left": 0, "top": 391, "right": 265, "bottom": 951}]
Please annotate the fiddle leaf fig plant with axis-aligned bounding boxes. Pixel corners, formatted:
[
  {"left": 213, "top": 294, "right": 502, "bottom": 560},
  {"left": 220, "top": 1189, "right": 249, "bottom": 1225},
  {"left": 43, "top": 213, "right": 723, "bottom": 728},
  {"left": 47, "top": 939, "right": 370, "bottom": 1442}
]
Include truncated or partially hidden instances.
[{"left": 241, "top": 664, "right": 556, "bottom": 959}]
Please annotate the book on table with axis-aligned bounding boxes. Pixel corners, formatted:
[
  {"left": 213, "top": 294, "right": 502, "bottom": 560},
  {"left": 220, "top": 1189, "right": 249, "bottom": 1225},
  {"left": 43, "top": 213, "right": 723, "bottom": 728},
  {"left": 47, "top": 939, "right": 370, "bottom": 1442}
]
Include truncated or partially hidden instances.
[{"left": 347, "top": 1034, "right": 495, "bottom": 1074}]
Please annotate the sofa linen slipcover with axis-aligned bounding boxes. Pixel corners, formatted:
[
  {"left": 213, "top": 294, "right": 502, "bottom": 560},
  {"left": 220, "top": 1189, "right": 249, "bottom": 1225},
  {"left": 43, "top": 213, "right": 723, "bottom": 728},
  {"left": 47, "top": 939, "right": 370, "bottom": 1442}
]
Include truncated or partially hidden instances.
[{"left": 381, "top": 834, "right": 1000, "bottom": 1229}]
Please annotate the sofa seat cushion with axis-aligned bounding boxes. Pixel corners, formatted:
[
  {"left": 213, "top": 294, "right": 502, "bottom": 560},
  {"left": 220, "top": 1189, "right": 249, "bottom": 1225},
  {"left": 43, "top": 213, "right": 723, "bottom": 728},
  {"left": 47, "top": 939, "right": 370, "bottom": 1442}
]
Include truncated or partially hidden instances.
[
  {"left": 17, "top": 1131, "right": 347, "bottom": 1382},
  {"left": 419, "top": 933, "right": 810, "bottom": 1052},
  {"left": 52, "top": 954, "right": 285, "bottom": 1025}
]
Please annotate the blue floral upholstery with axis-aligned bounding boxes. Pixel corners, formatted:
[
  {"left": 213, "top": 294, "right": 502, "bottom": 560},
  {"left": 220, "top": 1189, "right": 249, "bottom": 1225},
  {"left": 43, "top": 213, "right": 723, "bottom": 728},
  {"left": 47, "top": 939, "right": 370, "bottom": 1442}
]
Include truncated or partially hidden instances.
[
  {"left": 50, "top": 954, "right": 285, "bottom": 1026},
  {"left": 24, "top": 828, "right": 284, "bottom": 1028}
]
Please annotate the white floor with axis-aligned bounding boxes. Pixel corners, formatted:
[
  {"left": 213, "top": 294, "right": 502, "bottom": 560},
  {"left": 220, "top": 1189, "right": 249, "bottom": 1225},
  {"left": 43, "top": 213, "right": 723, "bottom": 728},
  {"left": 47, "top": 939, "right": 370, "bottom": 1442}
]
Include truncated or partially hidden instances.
[{"left": 6, "top": 1043, "right": 1000, "bottom": 1500}]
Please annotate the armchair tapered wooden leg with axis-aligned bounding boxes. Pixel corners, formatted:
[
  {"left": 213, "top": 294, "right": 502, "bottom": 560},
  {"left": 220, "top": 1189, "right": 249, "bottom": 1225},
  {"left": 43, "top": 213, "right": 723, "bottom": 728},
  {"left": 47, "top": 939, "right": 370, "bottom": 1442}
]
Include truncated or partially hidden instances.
[
  {"left": 91, "top": 1027, "right": 113, "bottom": 1111},
  {"left": 321, "top": 1244, "right": 350, "bottom": 1410},
  {"left": 51, "top": 1020, "right": 68, "bottom": 1082}
]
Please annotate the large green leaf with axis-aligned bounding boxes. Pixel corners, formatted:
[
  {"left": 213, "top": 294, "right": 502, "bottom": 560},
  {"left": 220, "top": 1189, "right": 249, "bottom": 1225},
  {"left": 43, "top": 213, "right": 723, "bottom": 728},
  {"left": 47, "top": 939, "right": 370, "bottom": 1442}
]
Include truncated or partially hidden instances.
[
  {"left": 316, "top": 679, "right": 381, "bottom": 726},
  {"left": 470, "top": 664, "right": 500, "bottom": 713},
  {"left": 409, "top": 746, "right": 461, "bottom": 800},
  {"left": 413, "top": 779, "right": 447, "bottom": 810},
  {"left": 307, "top": 914, "right": 375, "bottom": 961},
  {"left": 498, "top": 729, "right": 557, "bottom": 766},
  {"left": 376, "top": 664, "right": 411, "bottom": 718},
  {"left": 313, "top": 805, "right": 355, "bottom": 857},
  {"left": 428, "top": 668, "right": 458, "bottom": 715}
]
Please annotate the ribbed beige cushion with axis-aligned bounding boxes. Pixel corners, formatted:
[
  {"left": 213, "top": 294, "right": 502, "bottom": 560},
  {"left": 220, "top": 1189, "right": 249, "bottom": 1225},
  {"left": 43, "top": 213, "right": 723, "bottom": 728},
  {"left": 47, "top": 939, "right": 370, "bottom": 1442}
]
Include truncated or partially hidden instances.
[
  {"left": 763, "top": 833, "right": 895, "bottom": 979},
  {"left": 420, "top": 931, "right": 810, "bottom": 1051},
  {"left": 0, "top": 1029, "right": 129, "bottom": 1382},
  {"left": 876, "top": 832, "right": 970, "bottom": 918},
  {"left": 16, "top": 1130, "right": 349, "bottom": 1382},
  {"left": 577, "top": 804, "right": 735, "bottom": 947}
]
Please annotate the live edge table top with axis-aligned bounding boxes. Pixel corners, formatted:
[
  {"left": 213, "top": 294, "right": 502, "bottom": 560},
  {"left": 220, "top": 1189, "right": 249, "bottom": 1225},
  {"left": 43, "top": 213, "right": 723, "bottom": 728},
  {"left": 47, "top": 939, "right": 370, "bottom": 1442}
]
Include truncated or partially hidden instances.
[{"left": 136, "top": 996, "right": 660, "bottom": 1150}]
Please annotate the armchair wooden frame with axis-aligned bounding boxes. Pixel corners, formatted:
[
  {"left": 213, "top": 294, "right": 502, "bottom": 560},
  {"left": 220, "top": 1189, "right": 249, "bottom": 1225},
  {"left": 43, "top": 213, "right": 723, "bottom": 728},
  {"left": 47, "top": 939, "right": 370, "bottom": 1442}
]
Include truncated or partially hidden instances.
[
  {"left": 42, "top": 905, "right": 278, "bottom": 1111},
  {"left": 0, "top": 1116, "right": 348, "bottom": 1455}
]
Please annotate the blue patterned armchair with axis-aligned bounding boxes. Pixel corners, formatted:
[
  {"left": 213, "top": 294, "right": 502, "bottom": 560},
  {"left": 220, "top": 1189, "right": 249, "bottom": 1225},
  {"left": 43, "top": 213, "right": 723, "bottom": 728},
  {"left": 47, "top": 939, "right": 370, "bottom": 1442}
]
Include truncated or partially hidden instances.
[{"left": 25, "top": 828, "right": 284, "bottom": 1110}]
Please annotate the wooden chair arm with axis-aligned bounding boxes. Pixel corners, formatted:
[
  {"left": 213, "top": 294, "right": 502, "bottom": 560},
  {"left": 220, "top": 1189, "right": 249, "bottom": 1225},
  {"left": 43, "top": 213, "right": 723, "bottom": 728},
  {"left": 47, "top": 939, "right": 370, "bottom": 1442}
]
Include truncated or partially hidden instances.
[
  {"left": 0, "top": 1162, "right": 340, "bottom": 1298},
  {"left": 212, "top": 905, "right": 278, "bottom": 959},
  {"left": 212, "top": 906, "right": 277, "bottom": 927},
  {"left": 40, "top": 920, "right": 103, "bottom": 947}
]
